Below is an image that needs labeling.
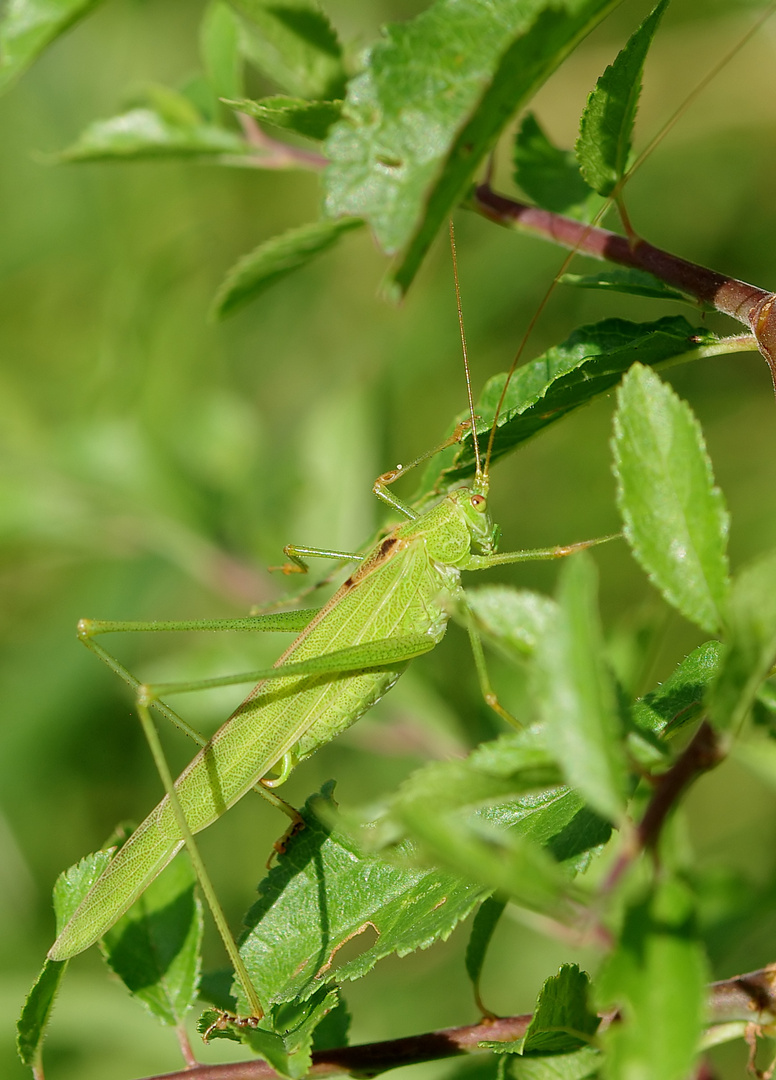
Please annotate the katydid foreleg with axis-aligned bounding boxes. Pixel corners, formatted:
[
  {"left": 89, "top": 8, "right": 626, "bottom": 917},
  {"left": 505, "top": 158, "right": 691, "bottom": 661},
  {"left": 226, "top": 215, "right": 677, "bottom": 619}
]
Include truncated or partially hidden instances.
[
  {"left": 467, "top": 533, "right": 618, "bottom": 570},
  {"left": 458, "top": 533, "right": 619, "bottom": 727}
]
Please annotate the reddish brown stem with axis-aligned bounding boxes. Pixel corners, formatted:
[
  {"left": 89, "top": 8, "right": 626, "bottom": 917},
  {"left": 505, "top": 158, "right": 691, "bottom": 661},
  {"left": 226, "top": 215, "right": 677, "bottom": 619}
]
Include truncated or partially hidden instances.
[
  {"left": 141, "top": 1015, "right": 532, "bottom": 1080},
  {"left": 604, "top": 720, "right": 725, "bottom": 893},
  {"left": 135, "top": 964, "right": 776, "bottom": 1080},
  {"left": 471, "top": 184, "right": 776, "bottom": 385},
  {"left": 637, "top": 720, "right": 724, "bottom": 850}
]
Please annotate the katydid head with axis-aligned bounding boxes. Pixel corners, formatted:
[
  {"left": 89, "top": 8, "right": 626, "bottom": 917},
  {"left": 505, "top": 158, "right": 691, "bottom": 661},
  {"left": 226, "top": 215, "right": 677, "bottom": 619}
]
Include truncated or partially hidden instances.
[{"left": 449, "top": 480, "right": 499, "bottom": 557}]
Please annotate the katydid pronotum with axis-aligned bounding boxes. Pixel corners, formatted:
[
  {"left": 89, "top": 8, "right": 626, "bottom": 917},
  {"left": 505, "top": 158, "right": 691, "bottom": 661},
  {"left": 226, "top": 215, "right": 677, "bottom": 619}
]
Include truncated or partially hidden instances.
[{"left": 47, "top": 225, "right": 611, "bottom": 1020}]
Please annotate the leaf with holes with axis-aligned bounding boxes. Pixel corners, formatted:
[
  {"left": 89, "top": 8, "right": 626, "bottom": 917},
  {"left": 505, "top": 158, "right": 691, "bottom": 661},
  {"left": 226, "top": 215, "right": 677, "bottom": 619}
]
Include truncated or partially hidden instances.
[
  {"left": 235, "top": 784, "right": 489, "bottom": 1011},
  {"left": 325, "top": 0, "right": 619, "bottom": 296}
]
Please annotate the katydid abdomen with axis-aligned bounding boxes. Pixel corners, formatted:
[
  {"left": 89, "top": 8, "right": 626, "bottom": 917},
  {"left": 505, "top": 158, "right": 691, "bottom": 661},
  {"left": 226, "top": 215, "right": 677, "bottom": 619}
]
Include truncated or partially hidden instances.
[{"left": 49, "top": 525, "right": 462, "bottom": 961}]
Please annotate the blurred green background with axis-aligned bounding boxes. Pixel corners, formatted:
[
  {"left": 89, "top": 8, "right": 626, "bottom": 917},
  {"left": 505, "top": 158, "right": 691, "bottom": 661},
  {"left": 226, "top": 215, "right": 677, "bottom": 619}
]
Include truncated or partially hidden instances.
[{"left": 2, "top": 1, "right": 776, "bottom": 1077}]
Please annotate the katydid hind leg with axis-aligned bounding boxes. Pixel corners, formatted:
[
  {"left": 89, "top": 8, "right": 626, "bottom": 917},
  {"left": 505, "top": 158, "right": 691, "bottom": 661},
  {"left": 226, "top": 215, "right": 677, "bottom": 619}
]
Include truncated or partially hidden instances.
[
  {"left": 78, "top": 609, "right": 320, "bottom": 638},
  {"left": 141, "top": 632, "right": 438, "bottom": 701},
  {"left": 135, "top": 701, "right": 265, "bottom": 1020},
  {"left": 80, "top": 632, "right": 304, "bottom": 815}
]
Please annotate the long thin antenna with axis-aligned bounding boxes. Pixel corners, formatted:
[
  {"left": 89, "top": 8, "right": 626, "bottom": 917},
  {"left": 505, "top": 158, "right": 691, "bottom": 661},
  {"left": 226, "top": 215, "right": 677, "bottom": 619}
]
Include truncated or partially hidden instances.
[
  {"left": 449, "top": 220, "right": 483, "bottom": 480},
  {"left": 482, "top": 1, "right": 776, "bottom": 476}
]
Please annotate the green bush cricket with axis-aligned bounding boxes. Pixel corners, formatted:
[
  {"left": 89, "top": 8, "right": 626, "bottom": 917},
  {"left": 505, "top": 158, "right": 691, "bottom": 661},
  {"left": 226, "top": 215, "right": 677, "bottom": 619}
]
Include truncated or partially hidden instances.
[{"left": 47, "top": 225, "right": 611, "bottom": 1018}]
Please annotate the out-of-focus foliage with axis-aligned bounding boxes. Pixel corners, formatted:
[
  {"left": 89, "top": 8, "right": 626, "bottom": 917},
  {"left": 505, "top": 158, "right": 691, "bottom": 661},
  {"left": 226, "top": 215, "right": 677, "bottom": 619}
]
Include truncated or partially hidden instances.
[{"left": 2, "top": 2, "right": 776, "bottom": 1079}]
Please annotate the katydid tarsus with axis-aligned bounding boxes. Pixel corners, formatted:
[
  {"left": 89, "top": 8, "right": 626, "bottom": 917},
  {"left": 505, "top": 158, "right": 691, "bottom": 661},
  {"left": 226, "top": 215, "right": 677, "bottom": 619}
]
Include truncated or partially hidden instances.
[{"left": 47, "top": 224, "right": 612, "bottom": 1020}]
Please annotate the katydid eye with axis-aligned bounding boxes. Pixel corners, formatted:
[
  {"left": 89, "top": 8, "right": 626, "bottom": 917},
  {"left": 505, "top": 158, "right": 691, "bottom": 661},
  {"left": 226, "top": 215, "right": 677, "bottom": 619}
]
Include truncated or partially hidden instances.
[{"left": 470, "top": 494, "right": 486, "bottom": 512}]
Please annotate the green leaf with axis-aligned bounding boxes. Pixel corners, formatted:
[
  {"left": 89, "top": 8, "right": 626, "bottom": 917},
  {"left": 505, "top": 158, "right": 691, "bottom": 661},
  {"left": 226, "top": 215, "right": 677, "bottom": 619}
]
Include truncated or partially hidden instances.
[
  {"left": 58, "top": 108, "right": 251, "bottom": 162},
  {"left": 560, "top": 268, "right": 692, "bottom": 303},
  {"left": 237, "top": 785, "right": 489, "bottom": 1011},
  {"left": 243, "top": 987, "right": 340, "bottom": 1078},
  {"left": 523, "top": 964, "right": 600, "bottom": 1055},
  {"left": 200, "top": 988, "right": 342, "bottom": 1078},
  {"left": 134, "top": 83, "right": 203, "bottom": 127},
  {"left": 16, "top": 959, "right": 66, "bottom": 1068},
  {"left": 324, "top": 0, "right": 619, "bottom": 296},
  {"left": 310, "top": 993, "right": 351, "bottom": 1051},
  {"left": 17, "top": 849, "right": 113, "bottom": 1067},
  {"left": 709, "top": 548, "right": 776, "bottom": 731},
  {"left": 389, "top": 732, "right": 612, "bottom": 905},
  {"left": 484, "top": 966, "right": 600, "bottom": 1078},
  {"left": 230, "top": 0, "right": 346, "bottom": 100},
  {"left": 201, "top": 1, "right": 243, "bottom": 101},
  {"left": 632, "top": 641, "right": 722, "bottom": 737},
  {"left": 752, "top": 678, "right": 776, "bottom": 735},
  {"left": 537, "top": 553, "right": 628, "bottom": 825},
  {"left": 391, "top": 734, "right": 563, "bottom": 817},
  {"left": 576, "top": 0, "right": 669, "bottom": 197},
  {"left": 52, "top": 848, "right": 114, "bottom": 932},
  {"left": 225, "top": 95, "right": 342, "bottom": 140},
  {"left": 0, "top": 0, "right": 105, "bottom": 95},
  {"left": 513, "top": 113, "right": 600, "bottom": 221},
  {"left": 198, "top": 968, "right": 238, "bottom": 1013},
  {"left": 398, "top": 807, "right": 569, "bottom": 915},
  {"left": 211, "top": 217, "right": 363, "bottom": 319},
  {"left": 419, "top": 316, "right": 720, "bottom": 497},
  {"left": 597, "top": 878, "right": 707, "bottom": 1080},
  {"left": 613, "top": 363, "right": 730, "bottom": 634},
  {"left": 238, "top": 771, "right": 610, "bottom": 1016},
  {"left": 465, "top": 896, "right": 507, "bottom": 1003},
  {"left": 500, "top": 1045, "right": 600, "bottom": 1080},
  {"left": 466, "top": 586, "right": 558, "bottom": 659},
  {"left": 100, "top": 854, "right": 203, "bottom": 1027}
]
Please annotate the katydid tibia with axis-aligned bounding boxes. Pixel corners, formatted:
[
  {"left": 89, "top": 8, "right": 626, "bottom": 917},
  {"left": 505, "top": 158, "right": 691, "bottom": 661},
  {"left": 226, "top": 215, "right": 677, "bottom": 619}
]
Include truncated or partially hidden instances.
[{"left": 47, "top": 230, "right": 612, "bottom": 1021}]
